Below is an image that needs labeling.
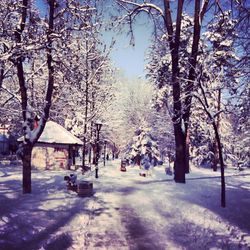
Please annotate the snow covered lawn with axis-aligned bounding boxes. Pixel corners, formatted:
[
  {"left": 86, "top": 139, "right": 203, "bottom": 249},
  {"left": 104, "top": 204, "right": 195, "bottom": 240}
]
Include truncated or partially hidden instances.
[{"left": 0, "top": 160, "right": 250, "bottom": 249}]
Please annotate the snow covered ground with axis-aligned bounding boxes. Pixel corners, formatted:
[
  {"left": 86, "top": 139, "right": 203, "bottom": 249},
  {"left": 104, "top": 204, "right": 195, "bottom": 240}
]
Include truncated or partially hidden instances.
[{"left": 0, "top": 160, "right": 250, "bottom": 250}]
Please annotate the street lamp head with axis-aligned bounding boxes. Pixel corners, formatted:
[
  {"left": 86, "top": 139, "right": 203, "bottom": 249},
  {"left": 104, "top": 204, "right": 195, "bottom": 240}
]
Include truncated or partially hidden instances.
[{"left": 95, "top": 120, "right": 102, "bottom": 132}]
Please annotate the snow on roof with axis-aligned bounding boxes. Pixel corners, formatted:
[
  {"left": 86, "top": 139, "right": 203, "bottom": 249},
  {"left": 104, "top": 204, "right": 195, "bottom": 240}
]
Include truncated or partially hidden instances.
[
  {"left": 19, "top": 121, "right": 83, "bottom": 145},
  {"left": 38, "top": 121, "right": 83, "bottom": 145}
]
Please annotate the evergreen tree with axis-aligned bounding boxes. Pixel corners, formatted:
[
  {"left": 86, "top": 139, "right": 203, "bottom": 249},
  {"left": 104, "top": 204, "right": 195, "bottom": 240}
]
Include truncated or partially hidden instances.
[{"left": 125, "top": 127, "right": 161, "bottom": 167}]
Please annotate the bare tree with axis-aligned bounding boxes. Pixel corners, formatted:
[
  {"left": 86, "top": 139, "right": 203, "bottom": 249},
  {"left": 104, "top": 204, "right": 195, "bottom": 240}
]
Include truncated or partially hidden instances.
[
  {"left": 194, "top": 65, "right": 226, "bottom": 207},
  {"left": 11, "top": 0, "right": 56, "bottom": 193},
  {"left": 115, "top": 0, "right": 209, "bottom": 182}
]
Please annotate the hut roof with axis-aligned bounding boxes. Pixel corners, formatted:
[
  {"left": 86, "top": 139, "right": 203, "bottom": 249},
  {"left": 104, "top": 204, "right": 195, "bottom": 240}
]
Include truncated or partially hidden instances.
[
  {"left": 39, "top": 121, "right": 83, "bottom": 145},
  {"left": 19, "top": 121, "right": 83, "bottom": 145}
]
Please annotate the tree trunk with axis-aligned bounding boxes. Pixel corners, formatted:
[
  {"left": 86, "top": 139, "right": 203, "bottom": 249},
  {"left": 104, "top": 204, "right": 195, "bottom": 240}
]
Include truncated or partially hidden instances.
[
  {"left": 14, "top": 0, "right": 28, "bottom": 121},
  {"left": 195, "top": 92, "right": 226, "bottom": 207},
  {"left": 82, "top": 124, "right": 87, "bottom": 167},
  {"left": 173, "top": 123, "right": 186, "bottom": 183},
  {"left": 184, "top": 126, "right": 190, "bottom": 173},
  {"left": 183, "top": 0, "right": 209, "bottom": 174},
  {"left": 88, "top": 144, "right": 92, "bottom": 165},
  {"left": 22, "top": 144, "right": 32, "bottom": 193},
  {"left": 82, "top": 39, "right": 90, "bottom": 168},
  {"left": 103, "top": 141, "right": 107, "bottom": 166},
  {"left": 44, "top": 0, "right": 55, "bottom": 117},
  {"left": 163, "top": 0, "right": 186, "bottom": 182},
  {"left": 182, "top": 0, "right": 201, "bottom": 174},
  {"left": 14, "top": 0, "right": 30, "bottom": 194},
  {"left": 172, "top": 63, "right": 186, "bottom": 182},
  {"left": 212, "top": 140, "right": 219, "bottom": 171},
  {"left": 212, "top": 122, "right": 226, "bottom": 207},
  {"left": 92, "top": 144, "right": 97, "bottom": 165},
  {"left": 213, "top": 89, "right": 221, "bottom": 171}
]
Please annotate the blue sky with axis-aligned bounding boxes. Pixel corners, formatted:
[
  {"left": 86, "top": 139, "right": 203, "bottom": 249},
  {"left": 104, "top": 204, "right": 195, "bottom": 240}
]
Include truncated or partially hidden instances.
[
  {"left": 103, "top": 17, "right": 153, "bottom": 79},
  {"left": 34, "top": 0, "right": 222, "bottom": 79},
  {"left": 35, "top": 0, "right": 153, "bottom": 79}
]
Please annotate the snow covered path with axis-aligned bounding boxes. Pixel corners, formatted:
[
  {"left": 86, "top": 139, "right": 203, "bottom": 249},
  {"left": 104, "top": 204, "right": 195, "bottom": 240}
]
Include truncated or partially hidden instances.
[
  {"left": 82, "top": 162, "right": 250, "bottom": 249},
  {"left": 1, "top": 160, "right": 250, "bottom": 249}
]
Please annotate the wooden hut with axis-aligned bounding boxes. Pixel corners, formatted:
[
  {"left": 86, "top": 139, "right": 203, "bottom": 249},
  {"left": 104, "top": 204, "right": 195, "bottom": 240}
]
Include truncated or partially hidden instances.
[{"left": 30, "top": 121, "right": 83, "bottom": 170}]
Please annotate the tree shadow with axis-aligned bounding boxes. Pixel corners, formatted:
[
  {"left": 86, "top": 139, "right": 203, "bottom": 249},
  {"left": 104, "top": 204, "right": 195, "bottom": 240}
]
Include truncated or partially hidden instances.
[
  {"left": 167, "top": 217, "right": 248, "bottom": 249},
  {"left": 44, "top": 233, "right": 72, "bottom": 250},
  {"left": 94, "top": 180, "right": 139, "bottom": 195},
  {"left": 135, "top": 170, "right": 250, "bottom": 234},
  {"left": 119, "top": 205, "right": 167, "bottom": 250},
  {"left": 180, "top": 175, "right": 250, "bottom": 233},
  {"left": 0, "top": 172, "right": 109, "bottom": 250},
  {"left": 0, "top": 192, "right": 109, "bottom": 250}
]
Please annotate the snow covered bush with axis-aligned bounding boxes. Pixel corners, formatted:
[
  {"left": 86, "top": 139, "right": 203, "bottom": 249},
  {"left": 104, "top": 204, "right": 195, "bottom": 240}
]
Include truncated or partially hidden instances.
[{"left": 124, "top": 127, "right": 161, "bottom": 167}]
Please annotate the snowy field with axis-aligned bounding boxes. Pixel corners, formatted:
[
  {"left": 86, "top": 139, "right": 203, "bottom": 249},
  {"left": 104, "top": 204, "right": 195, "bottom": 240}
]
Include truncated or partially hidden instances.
[{"left": 0, "top": 160, "right": 250, "bottom": 250}]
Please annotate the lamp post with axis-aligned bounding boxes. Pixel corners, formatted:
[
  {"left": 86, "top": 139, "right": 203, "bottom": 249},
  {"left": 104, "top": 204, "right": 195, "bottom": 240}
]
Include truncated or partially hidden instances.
[
  {"left": 95, "top": 121, "right": 102, "bottom": 178},
  {"left": 103, "top": 140, "right": 107, "bottom": 166}
]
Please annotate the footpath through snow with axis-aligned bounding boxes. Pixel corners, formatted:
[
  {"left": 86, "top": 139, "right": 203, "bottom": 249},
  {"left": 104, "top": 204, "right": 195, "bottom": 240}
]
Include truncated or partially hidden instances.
[{"left": 0, "top": 160, "right": 250, "bottom": 249}]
